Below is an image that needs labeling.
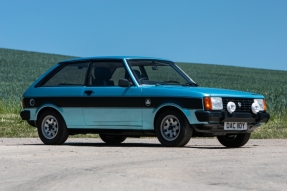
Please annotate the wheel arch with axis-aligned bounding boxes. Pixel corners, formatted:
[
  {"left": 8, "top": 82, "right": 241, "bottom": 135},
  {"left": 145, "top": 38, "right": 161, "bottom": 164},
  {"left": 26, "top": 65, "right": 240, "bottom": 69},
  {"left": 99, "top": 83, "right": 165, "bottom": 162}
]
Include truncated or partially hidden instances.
[
  {"left": 153, "top": 104, "right": 191, "bottom": 129},
  {"left": 36, "top": 104, "right": 64, "bottom": 123}
]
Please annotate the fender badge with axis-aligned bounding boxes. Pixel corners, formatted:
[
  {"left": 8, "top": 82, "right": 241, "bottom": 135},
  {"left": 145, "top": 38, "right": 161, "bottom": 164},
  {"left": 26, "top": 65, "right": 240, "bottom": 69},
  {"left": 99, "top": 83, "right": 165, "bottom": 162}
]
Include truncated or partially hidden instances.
[
  {"left": 30, "top": 99, "right": 35, "bottom": 106},
  {"left": 145, "top": 99, "right": 151, "bottom": 106}
]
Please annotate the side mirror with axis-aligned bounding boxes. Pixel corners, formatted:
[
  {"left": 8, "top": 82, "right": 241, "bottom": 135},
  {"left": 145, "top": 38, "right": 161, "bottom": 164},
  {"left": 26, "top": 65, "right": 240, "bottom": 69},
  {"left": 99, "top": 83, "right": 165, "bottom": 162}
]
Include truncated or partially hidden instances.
[
  {"left": 152, "top": 65, "right": 158, "bottom": 70},
  {"left": 118, "top": 78, "right": 131, "bottom": 87}
]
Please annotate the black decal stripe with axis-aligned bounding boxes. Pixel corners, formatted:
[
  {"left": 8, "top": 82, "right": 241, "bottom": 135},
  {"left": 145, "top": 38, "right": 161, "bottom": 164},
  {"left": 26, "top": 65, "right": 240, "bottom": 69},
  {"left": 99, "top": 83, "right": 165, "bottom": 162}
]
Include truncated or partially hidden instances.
[
  {"left": 23, "top": 97, "right": 203, "bottom": 109},
  {"left": 23, "top": 97, "right": 82, "bottom": 108},
  {"left": 82, "top": 97, "right": 142, "bottom": 107},
  {"left": 142, "top": 97, "right": 202, "bottom": 109}
]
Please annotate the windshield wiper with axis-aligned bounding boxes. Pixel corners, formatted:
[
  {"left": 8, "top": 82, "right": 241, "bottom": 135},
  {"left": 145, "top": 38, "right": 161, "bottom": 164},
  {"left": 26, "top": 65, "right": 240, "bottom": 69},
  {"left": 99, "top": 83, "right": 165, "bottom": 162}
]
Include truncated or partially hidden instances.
[
  {"left": 156, "top": 81, "right": 180, "bottom": 86},
  {"left": 163, "top": 80, "right": 180, "bottom": 84},
  {"left": 182, "top": 82, "right": 198, "bottom": 87}
]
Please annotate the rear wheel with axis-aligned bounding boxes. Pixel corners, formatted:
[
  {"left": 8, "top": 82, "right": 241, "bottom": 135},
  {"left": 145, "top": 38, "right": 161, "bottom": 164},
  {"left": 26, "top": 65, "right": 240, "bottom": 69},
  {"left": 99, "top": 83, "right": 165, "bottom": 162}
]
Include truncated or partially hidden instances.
[
  {"left": 217, "top": 133, "right": 251, "bottom": 148},
  {"left": 99, "top": 134, "right": 127, "bottom": 144},
  {"left": 37, "top": 110, "right": 69, "bottom": 145},
  {"left": 155, "top": 110, "right": 192, "bottom": 147}
]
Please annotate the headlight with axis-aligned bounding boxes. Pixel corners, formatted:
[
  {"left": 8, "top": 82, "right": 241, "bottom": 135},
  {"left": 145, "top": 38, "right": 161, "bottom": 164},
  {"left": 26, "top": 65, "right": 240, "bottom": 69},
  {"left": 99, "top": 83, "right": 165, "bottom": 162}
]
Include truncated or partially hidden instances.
[
  {"left": 204, "top": 97, "right": 223, "bottom": 110},
  {"left": 254, "top": 99, "right": 266, "bottom": 111}
]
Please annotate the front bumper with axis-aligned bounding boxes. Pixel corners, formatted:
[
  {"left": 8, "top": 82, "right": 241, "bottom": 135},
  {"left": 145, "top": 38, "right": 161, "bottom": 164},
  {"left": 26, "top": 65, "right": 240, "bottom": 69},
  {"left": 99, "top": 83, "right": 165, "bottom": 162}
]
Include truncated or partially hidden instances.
[
  {"left": 192, "top": 110, "right": 270, "bottom": 135},
  {"left": 20, "top": 110, "right": 30, "bottom": 120}
]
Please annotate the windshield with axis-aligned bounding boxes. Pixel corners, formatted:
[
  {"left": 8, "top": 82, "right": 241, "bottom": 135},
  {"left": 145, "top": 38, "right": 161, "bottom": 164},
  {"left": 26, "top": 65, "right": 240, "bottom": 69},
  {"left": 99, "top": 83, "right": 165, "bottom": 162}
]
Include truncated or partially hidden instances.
[{"left": 127, "top": 59, "right": 197, "bottom": 86}]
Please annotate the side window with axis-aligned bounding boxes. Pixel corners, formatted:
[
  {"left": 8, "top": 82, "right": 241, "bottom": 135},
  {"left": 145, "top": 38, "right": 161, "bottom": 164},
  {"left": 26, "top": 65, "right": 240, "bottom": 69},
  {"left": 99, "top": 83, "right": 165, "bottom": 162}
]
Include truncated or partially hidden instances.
[
  {"left": 88, "top": 61, "right": 127, "bottom": 86},
  {"left": 111, "top": 67, "right": 127, "bottom": 86},
  {"left": 42, "top": 62, "right": 89, "bottom": 86}
]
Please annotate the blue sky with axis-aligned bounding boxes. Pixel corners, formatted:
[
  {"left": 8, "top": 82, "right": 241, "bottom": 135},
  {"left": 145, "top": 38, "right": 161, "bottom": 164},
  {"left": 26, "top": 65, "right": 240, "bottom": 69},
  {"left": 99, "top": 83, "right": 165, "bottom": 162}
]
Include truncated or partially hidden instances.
[{"left": 1, "top": 0, "right": 286, "bottom": 71}]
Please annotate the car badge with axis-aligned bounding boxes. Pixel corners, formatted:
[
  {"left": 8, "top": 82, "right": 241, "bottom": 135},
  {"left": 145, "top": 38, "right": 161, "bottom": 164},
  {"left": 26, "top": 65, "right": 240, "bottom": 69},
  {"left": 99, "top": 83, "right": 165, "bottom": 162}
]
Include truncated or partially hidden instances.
[
  {"left": 238, "top": 102, "right": 242, "bottom": 107},
  {"left": 145, "top": 99, "right": 151, "bottom": 106}
]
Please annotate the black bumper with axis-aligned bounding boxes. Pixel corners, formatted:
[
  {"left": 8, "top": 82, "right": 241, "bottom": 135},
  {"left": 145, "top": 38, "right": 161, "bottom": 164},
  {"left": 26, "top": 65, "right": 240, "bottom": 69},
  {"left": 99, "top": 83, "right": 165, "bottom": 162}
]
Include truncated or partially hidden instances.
[
  {"left": 20, "top": 110, "right": 30, "bottom": 120},
  {"left": 195, "top": 110, "right": 270, "bottom": 123},
  {"left": 192, "top": 110, "right": 270, "bottom": 136}
]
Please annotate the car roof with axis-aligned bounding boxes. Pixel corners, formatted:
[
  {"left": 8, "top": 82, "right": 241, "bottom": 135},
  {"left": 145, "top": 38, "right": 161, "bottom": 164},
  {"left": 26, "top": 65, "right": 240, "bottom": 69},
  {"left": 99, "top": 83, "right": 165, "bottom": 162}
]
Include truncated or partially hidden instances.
[{"left": 59, "top": 56, "right": 173, "bottom": 64}]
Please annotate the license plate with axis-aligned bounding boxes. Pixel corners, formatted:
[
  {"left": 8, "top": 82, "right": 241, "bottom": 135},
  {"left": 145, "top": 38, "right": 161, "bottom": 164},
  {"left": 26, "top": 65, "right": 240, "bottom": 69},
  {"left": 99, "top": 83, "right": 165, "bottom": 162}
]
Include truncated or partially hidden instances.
[{"left": 224, "top": 122, "right": 247, "bottom": 130}]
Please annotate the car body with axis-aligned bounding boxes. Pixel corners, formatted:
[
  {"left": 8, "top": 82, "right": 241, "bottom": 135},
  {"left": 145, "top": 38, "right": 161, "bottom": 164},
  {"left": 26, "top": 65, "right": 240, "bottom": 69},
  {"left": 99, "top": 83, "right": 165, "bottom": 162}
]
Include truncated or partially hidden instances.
[{"left": 20, "top": 56, "right": 270, "bottom": 147}]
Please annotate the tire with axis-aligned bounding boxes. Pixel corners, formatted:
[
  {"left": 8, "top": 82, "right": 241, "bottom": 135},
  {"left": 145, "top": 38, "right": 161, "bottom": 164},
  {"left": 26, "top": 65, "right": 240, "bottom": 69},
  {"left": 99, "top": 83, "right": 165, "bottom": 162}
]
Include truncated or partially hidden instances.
[
  {"left": 99, "top": 134, "right": 127, "bottom": 144},
  {"left": 217, "top": 133, "right": 251, "bottom": 148},
  {"left": 155, "top": 110, "right": 192, "bottom": 147},
  {"left": 37, "top": 110, "right": 69, "bottom": 145}
]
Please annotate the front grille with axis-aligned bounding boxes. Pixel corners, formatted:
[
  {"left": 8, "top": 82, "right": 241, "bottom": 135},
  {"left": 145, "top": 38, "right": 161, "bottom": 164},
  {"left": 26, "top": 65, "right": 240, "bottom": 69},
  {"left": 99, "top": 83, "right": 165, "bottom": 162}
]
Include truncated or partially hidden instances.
[{"left": 222, "top": 98, "right": 253, "bottom": 112}]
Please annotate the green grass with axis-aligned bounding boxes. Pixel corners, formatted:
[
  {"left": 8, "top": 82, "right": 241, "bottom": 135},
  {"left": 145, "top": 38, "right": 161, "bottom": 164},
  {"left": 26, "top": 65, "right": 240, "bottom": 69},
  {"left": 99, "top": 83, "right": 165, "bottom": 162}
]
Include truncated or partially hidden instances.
[
  {"left": 0, "top": 114, "right": 99, "bottom": 138},
  {"left": 0, "top": 48, "right": 287, "bottom": 138}
]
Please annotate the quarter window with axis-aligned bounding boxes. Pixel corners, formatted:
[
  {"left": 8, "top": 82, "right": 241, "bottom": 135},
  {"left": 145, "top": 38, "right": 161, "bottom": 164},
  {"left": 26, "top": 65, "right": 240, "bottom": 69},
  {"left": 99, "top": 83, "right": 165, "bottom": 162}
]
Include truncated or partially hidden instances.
[{"left": 42, "top": 62, "right": 89, "bottom": 86}]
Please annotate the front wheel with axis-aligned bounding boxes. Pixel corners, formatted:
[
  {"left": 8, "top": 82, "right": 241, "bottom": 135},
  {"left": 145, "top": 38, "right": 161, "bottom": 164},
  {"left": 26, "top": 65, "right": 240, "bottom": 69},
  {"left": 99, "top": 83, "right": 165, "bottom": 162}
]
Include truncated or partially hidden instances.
[
  {"left": 217, "top": 133, "right": 251, "bottom": 148},
  {"left": 99, "top": 134, "right": 127, "bottom": 144},
  {"left": 155, "top": 110, "right": 192, "bottom": 147},
  {"left": 37, "top": 110, "right": 69, "bottom": 145}
]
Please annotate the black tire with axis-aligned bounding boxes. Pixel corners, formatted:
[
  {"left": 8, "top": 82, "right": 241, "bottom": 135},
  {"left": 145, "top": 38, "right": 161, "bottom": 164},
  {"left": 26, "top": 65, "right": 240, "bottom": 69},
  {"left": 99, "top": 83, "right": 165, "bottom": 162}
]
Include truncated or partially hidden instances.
[
  {"left": 99, "top": 134, "right": 127, "bottom": 144},
  {"left": 217, "top": 133, "right": 251, "bottom": 148},
  {"left": 37, "top": 110, "right": 69, "bottom": 145},
  {"left": 155, "top": 110, "right": 192, "bottom": 147}
]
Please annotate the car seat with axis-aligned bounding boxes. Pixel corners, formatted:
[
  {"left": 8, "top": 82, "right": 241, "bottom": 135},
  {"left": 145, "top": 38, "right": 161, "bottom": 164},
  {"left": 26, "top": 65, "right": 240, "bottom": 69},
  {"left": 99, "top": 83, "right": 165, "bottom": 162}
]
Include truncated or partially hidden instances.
[{"left": 92, "top": 67, "right": 114, "bottom": 86}]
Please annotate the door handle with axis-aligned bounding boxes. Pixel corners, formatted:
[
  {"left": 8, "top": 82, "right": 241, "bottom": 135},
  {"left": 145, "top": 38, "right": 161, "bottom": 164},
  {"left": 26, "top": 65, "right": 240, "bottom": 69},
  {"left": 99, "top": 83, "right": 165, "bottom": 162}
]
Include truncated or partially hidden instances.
[{"left": 84, "top": 90, "right": 94, "bottom": 96}]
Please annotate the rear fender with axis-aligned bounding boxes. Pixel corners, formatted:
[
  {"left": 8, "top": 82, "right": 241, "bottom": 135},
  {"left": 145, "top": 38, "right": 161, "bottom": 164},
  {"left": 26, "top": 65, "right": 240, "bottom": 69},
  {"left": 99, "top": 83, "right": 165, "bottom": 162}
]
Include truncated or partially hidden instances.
[{"left": 35, "top": 104, "right": 63, "bottom": 120}]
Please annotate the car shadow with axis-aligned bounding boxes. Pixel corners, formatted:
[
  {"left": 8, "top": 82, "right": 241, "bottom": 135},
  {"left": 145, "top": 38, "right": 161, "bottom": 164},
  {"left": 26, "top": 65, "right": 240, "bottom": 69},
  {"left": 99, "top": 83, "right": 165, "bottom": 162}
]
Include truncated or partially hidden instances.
[
  {"left": 63, "top": 142, "right": 164, "bottom": 147},
  {"left": 185, "top": 146, "right": 252, "bottom": 149},
  {"left": 23, "top": 142, "right": 251, "bottom": 149}
]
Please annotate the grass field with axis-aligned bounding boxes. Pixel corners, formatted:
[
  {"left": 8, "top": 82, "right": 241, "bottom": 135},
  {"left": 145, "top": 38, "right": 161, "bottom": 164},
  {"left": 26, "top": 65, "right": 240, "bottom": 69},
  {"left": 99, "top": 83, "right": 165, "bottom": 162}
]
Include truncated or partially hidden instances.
[{"left": 0, "top": 48, "right": 286, "bottom": 138}]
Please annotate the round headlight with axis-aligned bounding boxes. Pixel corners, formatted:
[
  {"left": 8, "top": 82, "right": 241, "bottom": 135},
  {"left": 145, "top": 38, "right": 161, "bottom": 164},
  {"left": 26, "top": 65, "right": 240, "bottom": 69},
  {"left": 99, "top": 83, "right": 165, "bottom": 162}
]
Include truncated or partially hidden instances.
[
  {"left": 227, "top": 102, "right": 236, "bottom": 114},
  {"left": 251, "top": 102, "right": 260, "bottom": 114}
]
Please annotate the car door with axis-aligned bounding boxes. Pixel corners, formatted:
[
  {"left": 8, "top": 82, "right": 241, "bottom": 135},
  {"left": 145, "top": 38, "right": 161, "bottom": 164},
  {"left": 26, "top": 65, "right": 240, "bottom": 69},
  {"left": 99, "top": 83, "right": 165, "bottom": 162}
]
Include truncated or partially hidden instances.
[{"left": 82, "top": 60, "right": 142, "bottom": 129}]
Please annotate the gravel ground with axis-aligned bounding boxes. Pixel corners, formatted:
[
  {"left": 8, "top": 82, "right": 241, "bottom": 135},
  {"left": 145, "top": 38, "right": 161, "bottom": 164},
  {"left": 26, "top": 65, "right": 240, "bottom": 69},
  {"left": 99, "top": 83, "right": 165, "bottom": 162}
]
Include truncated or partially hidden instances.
[{"left": 0, "top": 138, "right": 286, "bottom": 191}]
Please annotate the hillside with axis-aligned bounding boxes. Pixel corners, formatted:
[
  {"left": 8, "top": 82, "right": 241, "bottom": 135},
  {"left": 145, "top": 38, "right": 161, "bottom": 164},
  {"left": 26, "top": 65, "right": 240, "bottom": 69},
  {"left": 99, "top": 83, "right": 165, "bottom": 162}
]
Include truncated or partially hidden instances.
[
  {"left": 0, "top": 48, "right": 286, "bottom": 138},
  {"left": 0, "top": 48, "right": 75, "bottom": 113}
]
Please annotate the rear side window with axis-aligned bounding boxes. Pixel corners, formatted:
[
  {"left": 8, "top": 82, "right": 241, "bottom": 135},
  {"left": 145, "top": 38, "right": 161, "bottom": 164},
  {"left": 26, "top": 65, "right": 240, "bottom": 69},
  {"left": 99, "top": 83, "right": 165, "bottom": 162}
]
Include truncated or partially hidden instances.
[{"left": 42, "top": 62, "right": 89, "bottom": 86}]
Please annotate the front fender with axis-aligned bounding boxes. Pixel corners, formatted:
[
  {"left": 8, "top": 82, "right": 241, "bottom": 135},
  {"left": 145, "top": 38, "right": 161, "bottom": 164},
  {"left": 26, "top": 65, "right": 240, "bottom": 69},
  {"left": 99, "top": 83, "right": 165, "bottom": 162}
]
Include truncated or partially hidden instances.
[{"left": 154, "top": 103, "right": 193, "bottom": 124}]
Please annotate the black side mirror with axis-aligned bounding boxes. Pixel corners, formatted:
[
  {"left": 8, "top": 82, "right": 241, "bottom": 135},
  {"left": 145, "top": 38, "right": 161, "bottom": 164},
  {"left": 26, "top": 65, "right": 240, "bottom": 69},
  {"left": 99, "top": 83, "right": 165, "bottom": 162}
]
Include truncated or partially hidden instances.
[
  {"left": 152, "top": 65, "right": 158, "bottom": 70},
  {"left": 118, "top": 78, "right": 131, "bottom": 87}
]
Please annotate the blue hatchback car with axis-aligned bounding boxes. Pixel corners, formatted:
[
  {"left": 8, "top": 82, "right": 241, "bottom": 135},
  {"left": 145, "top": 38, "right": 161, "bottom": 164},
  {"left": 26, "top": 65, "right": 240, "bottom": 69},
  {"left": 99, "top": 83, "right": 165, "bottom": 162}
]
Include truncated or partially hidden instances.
[{"left": 20, "top": 57, "right": 270, "bottom": 147}]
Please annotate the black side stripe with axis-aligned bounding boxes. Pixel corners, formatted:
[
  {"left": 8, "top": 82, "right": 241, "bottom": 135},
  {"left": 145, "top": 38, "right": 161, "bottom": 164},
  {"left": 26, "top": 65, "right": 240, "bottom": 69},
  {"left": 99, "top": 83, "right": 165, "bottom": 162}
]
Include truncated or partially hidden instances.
[{"left": 23, "top": 97, "right": 203, "bottom": 109}]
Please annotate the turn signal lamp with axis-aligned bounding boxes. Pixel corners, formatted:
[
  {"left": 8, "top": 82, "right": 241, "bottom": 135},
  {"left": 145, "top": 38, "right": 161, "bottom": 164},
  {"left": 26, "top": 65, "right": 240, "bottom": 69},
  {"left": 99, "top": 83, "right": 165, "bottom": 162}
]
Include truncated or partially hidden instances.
[
  {"left": 21, "top": 99, "right": 25, "bottom": 108},
  {"left": 263, "top": 99, "right": 267, "bottom": 111},
  {"left": 204, "top": 97, "right": 212, "bottom": 110}
]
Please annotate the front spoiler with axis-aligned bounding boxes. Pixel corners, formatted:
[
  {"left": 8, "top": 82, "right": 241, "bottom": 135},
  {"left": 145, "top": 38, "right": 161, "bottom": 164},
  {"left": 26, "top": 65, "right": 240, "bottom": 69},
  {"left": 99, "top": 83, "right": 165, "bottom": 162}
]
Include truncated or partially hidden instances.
[{"left": 195, "top": 110, "right": 270, "bottom": 123}]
